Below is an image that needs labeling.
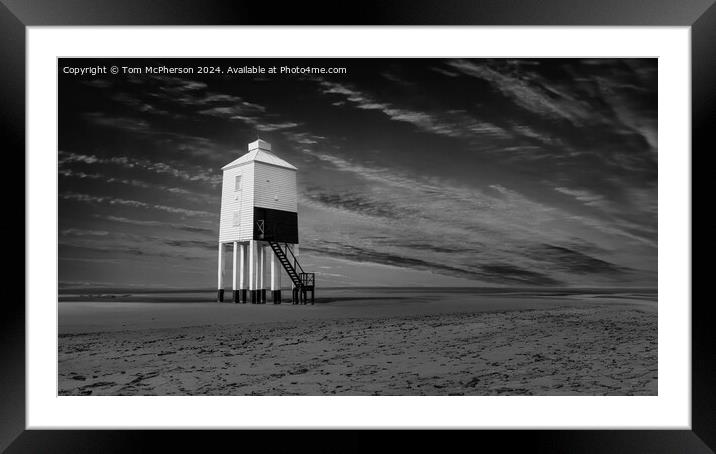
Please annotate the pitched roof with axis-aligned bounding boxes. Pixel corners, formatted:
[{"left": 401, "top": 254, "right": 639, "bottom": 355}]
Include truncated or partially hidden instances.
[{"left": 221, "top": 140, "right": 297, "bottom": 171}]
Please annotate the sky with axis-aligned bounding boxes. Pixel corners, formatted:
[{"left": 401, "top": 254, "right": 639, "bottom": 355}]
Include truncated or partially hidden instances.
[{"left": 58, "top": 58, "right": 657, "bottom": 289}]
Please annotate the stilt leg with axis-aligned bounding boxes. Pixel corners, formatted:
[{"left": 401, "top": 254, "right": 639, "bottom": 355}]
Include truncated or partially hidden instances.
[
  {"left": 258, "top": 244, "right": 265, "bottom": 304},
  {"left": 239, "top": 243, "right": 247, "bottom": 303},
  {"left": 249, "top": 240, "right": 256, "bottom": 304},
  {"left": 217, "top": 243, "right": 225, "bottom": 302},
  {"left": 270, "top": 250, "right": 281, "bottom": 304},
  {"left": 232, "top": 242, "right": 239, "bottom": 303}
]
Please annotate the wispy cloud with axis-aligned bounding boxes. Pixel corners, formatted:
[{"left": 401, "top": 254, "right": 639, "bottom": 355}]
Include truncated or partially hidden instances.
[
  {"left": 446, "top": 60, "right": 594, "bottom": 126},
  {"left": 84, "top": 112, "right": 152, "bottom": 133},
  {"left": 95, "top": 215, "right": 215, "bottom": 234},
  {"left": 59, "top": 151, "right": 220, "bottom": 186},
  {"left": 116, "top": 75, "right": 293, "bottom": 134},
  {"left": 197, "top": 104, "right": 265, "bottom": 119},
  {"left": 445, "top": 59, "right": 657, "bottom": 166},
  {"left": 303, "top": 242, "right": 563, "bottom": 286},
  {"left": 60, "top": 228, "right": 110, "bottom": 237},
  {"left": 554, "top": 186, "right": 609, "bottom": 208},
  {"left": 283, "top": 131, "right": 325, "bottom": 146},
  {"left": 430, "top": 67, "right": 459, "bottom": 78},
  {"left": 525, "top": 244, "right": 628, "bottom": 276},
  {"left": 297, "top": 148, "right": 646, "bottom": 285},
  {"left": 155, "top": 76, "right": 207, "bottom": 93},
  {"left": 510, "top": 124, "right": 565, "bottom": 148},
  {"left": 197, "top": 104, "right": 300, "bottom": 132},
  {"left": 318, "top": 80, "right": 510, "bottom": 140},
  {"left": 59, "top": 241, "right": 209, "bottom": 262},
  {"left": 83, "top": 111, "right": 225, "bottom": 159},
  {"left": 593, "top": 75, "right": 657, "bottom": 153},
  {"left": 302, "top": 189, "right": 417, "bottom": 220},
  {"left": 59, "top": 168, "right": 211, "bottom": 203},
  {"left": 61, "top": 192, "right": 214, "bottom": 218},
  {"left": 111, "top": 93, "right": 170, "bottom": 116}
]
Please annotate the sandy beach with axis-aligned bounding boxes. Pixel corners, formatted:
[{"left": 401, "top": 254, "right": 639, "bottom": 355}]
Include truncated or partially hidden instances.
[{"left": 58, "top": 288, "right": 657, "bottom": 396}]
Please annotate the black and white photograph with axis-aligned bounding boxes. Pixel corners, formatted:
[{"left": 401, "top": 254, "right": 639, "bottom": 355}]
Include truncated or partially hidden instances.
[{"left": 57, "top": 57, "right": 658, "bottom": 397}]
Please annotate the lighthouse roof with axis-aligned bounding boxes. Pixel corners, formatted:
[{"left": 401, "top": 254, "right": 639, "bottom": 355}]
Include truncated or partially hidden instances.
[{"left": 222, "top": 139, "right": 297, "bottom": 171}]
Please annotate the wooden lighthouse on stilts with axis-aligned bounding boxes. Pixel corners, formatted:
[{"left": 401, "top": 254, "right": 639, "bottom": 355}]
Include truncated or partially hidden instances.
[{"left": 217, "top": 139, "right": 314, "bottom": 305}]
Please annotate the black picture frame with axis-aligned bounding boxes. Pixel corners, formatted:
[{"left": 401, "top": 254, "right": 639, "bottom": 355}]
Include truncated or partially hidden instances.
[{"left": 4, "top": 0, "right": 710, "bottom": 451}]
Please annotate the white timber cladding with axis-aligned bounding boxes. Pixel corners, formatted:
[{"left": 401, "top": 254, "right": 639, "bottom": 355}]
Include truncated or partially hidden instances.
[
  {"left": 219, "top": 140, "right": 298, "bottom": 243},
  {"left": 219, "top": 162, "right": 254, "bottom": 243},
  {"left": 253, "top": 162, "right": 298, "bottom": 213}
]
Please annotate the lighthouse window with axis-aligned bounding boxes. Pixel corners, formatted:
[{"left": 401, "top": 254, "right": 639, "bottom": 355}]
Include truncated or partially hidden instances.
[
  {"left": 234, "top": 175, "right": 242, "bottom": 192},
  {"left": 232, "top": 211, "right": 240, "bottom": 226}
]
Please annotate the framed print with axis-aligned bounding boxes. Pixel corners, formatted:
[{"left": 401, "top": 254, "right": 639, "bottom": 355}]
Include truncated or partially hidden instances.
[{"left": 5, "top": 0, "right": 711, "bottom": 451}]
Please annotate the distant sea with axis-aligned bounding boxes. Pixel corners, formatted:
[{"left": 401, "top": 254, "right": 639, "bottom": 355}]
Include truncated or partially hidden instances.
[{"left": 58, "top": 286, "right": 658, "bottom": 303}]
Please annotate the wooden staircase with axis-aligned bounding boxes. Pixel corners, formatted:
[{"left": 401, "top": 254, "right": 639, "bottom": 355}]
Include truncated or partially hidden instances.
[{"left": 268, "top": 241, "right": 315, "bottom": 304}]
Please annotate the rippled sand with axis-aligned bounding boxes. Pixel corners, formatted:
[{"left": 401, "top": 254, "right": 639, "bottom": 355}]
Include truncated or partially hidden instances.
[{"left": 58, "top": 290, "right": 656, "bottom": 396}]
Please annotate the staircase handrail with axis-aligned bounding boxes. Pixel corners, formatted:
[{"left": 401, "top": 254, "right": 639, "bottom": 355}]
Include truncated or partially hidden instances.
[{"left": 282, "top": 243, "right": 305, "bottom": 274}]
